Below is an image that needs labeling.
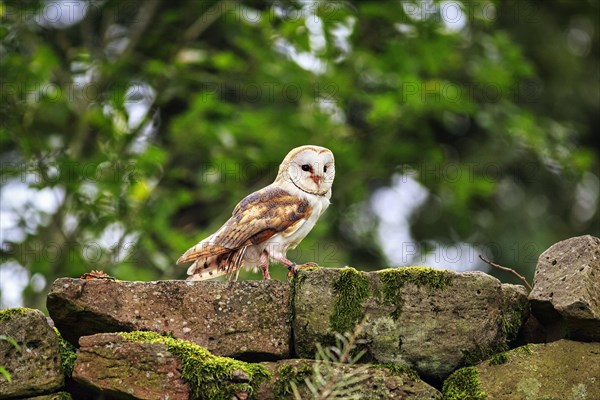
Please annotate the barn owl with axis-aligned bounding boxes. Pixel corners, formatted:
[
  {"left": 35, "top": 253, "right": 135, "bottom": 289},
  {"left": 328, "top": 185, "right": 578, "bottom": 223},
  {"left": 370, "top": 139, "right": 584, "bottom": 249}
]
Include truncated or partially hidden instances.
[{"left": 177, "top": 145, "right": 335, "bottom": 281}]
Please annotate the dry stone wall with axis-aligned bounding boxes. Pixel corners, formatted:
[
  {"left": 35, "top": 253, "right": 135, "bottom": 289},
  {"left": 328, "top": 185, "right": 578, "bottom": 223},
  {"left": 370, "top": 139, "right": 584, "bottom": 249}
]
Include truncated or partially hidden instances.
[{"left": 0, "top": 235, "right": 598, "bottom": 399}]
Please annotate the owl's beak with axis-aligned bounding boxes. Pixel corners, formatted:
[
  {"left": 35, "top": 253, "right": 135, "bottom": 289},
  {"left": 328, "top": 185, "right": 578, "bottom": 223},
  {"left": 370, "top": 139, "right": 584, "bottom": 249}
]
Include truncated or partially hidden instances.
[{"left": 311, "top": 175, "right": 323, "bottom": 185}]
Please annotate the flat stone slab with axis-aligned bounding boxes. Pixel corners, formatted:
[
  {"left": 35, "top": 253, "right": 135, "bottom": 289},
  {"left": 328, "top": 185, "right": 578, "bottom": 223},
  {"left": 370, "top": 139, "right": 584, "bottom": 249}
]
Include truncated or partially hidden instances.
[
  {"left": 529, "top": 235, "right": 600, "bottom": 341},
  {"left": 73, "top": 333, "right": 190, "bottom": 400},
  {"left": 73, "top": 332, "right": 271, "bottom": 400},
  {"left": 257, "top": 359, "right": 441, "bottom": 399},
  {"left": 47, "top": 279, "right": 291, "bottom": 359},
  {"left": 293, "top": 267, "right": 529, "bottom": 382},
  {"left": 0, "top": 308, "right": 64, "bottom": 399},
  {"left": 443, "top": 340, "right": 600, "bottom": 399}
]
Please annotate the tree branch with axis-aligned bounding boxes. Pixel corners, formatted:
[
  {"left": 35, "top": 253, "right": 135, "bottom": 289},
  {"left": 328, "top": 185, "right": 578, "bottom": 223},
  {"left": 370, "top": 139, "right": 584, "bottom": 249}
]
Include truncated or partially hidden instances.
[
  {"left": 184, "top": 0, "right": 238, "bottom": 42},
  {"left": 478, "top": 254, "right": 533, "bottom": 291}
]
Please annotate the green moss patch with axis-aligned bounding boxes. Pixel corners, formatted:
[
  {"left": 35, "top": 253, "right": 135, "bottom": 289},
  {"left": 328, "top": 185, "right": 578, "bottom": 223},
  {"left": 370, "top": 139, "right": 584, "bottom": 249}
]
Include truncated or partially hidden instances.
[
  {"left": 0, "top": 307, "right": 31, "bottom": 322},
  {"left": 328, "top": 267, "right": 452, "bottom": 332},
  {"left": 488, "top": 352, "right": 509, "bottom": 366},
  {"left": 462, "top": 342, "right": 509, "bottom": 366},
  {"left": 329, "top": 268, "right": 370, "bottom": 334},
  {"left": 442, "top": 367, "right": 487, "bottom": 400},
  {"left": 119, "top": 331, "right": 271, "bottom": 400},
  {"left": 488, "top": 344, "right": 534, "bottom": 366},
  {"left": 500, "top": 307, "right": 526, "bottom": 341},
  {"left": 273, "top": 363, "right": 313, "bottom": 397},
  {"left": 374, "top": 363, "right": 419, "bottom": 380},
  {"left": 514, "top": 344, "right": 533, "bottom": 355},
  {"left": 54, "top": 328, "right": 77, "bottom": 378},
  {"left": 378, "top": 267, "right": 452, "bottom": 319}
]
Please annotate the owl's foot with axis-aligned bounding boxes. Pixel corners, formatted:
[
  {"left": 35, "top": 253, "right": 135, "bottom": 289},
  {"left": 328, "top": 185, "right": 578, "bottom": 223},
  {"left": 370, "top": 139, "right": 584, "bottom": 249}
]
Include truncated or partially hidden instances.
[
  {"left": 287, "top": 262, "right": 321, "bottom": 277},
  {"left": 287, "top": 262, "right": 298, "bottom": 277}
]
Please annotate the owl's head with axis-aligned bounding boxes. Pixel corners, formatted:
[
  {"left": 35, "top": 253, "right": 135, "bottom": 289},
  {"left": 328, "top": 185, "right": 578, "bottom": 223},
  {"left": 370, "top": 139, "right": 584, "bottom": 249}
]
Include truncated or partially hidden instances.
[{"left": 275, "top": 145, "right": 335, "bottom": 196}]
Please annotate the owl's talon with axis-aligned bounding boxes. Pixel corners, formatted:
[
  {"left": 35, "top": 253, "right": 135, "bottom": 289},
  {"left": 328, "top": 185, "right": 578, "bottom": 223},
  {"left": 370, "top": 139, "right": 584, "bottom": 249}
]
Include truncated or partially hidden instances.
[{"left": 287, "top": 263, "right": 298, "bottom": 277}]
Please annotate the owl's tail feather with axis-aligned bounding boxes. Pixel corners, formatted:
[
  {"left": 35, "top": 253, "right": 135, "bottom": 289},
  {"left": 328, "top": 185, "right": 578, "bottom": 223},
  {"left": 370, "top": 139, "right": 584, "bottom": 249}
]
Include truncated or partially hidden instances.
[
  {"left": 186, "top": 247, "right": 247, "bottom": 281},
  {"left": 177, "top": 242, "right": 231, "bottom": 264}
]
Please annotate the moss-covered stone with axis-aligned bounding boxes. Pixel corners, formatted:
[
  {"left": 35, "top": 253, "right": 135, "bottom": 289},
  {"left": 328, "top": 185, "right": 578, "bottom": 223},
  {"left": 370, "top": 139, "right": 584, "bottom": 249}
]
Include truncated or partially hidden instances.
[
  {"left": 0, "top": 308, "right": 64, "bottom": 398},
  {"left": 488, "top": 352, "right": 509, "bottom": 366},
  {"left": 472, "top": 340, "right": 599, "bottom": 399},
  {"left": 462, "top": 343, "right": 509, "bottom": 366},
  {"left": 294, "top": 268, "right": 529, "bottom": 383},
  {"left": 378, "top": 267, "right": 452, "bottom": 319},
  {"left": 120, "top": 331, "right": 271, "bottom": 400},
  {"left": 54, "top": 328, "right": 77, "bottom": 378},
  {"left": 257, "top": 359, "right": 441, "bottom": 399},
  {"left": 273, "top": 363, "right": 313, "bottom": 397},
  {"left": 374, "top": 363, "right": 420, "bottom": 381},
  {"left": 442, "top": 367, "right": 487, "bottom": 400},
  {"left": 329, "top": 267, "right": 370, "bottom": 334},
  {"left": 500, "top": 301, "right": 528, "bottom": 341},
  {"left": 328, "top": 266, "right": 451, "bottom": 333},
  {"left": 0, "top": 307, "right": 30, "bottom": 321},
  {"left": 488, "top": 344, "right": 534, "bottom": 366}
]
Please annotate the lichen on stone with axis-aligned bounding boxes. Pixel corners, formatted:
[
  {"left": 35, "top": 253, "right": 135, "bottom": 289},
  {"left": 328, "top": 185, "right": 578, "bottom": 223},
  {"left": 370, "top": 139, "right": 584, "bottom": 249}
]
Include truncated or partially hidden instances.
[
  {"left": 442, "top": 366, "right": 487, "bottom": 400},
  {"left": 0, "top": 307, "right": 30, "bottom": 322},
  {"left": 54, "top": 328, "right": 77, "bottom": 378},
  {"left": 119, "top": 331, "right": 271, "bottom": 400},
  {"left": 329, "top": 267, "right": 370, "bottom": 334},
  {"left": 377, "top": 266, "right": 452, "bottom": 319},
  {"left": 273, "top": 363, "right": 313, "bottom": 397}
]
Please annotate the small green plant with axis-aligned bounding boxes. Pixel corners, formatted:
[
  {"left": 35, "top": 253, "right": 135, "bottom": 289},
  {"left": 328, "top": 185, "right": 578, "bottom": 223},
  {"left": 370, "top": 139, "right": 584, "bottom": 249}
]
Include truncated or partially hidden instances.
[
  {"left": 54, "top": 328, "right": 77, "bottom": 378},
  {"left": 488, "top": 352, "right": 509, "bottom": 366},
  {"left": 290, "top": 318, "right": 370, "bottom": 400},
  {"left": 442, "top": 367, "right": 487, "bottom": 400},
  {"left": 0, "top": 335, "right": 21, "bottom": 382}
]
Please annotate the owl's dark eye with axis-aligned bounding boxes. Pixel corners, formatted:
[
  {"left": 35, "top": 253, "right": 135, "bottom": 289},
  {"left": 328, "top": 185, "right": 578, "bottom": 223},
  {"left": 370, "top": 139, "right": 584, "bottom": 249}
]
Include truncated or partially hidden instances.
[
  {"left": 324, "top": 166, "right": 328, "bottom": 173},
  {"left": 301, "top": 164, "right": 311, "bottom": 172}
]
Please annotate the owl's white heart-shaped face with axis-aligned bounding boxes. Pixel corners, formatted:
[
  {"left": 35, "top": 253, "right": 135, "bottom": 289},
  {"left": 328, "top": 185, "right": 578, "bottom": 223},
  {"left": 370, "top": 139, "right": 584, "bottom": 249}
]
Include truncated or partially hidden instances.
[{"left": 283, "top": 146, "right": 335, "bottom": 196}]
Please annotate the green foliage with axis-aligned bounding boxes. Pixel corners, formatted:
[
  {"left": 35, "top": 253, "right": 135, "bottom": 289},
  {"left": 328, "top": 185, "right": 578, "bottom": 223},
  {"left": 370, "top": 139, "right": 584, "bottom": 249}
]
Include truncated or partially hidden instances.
[
  {"left": 329, "top": 268, "right": 370, "bottom": 334},
  {"left": 378, "top": 267, "right": 452, "bottom": 319},
  {"left": 290, "top": 322, "right": 369, "bottom": 400},
  {"left": 0, "top": 367, "right": 11, "bottom": 383},
  {"left": 0, "top": 0, "right": 598, "bottom": 309},
  {"left": 54, "top": 328, "right": 77, "bottom": 378},
  {"left": 488, "top": 352, "right": 509, "bottom": 366},
  {"left": 500, "top": 310, "right": 524, "bottom": 341},
  {"left": 274, "top": 363, "right": 313, "bottom": 398},
  {"left": 442, "top": 367, "right": 488, "bottom": 400},
  {"left": 119, "top": 331, "right": 271, "bottom": 400}
]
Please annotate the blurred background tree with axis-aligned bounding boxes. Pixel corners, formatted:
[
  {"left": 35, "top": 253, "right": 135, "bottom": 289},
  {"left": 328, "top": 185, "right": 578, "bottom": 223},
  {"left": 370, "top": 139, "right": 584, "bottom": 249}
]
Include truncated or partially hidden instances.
[{"left": 1, "top": 0, "right": 598, "bottom": 311}]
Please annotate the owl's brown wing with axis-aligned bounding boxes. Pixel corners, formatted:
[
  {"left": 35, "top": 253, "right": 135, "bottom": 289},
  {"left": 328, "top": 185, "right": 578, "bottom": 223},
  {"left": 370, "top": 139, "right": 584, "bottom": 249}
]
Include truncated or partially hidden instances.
[{"left": 176, "top": 186, "right": 311, "bottom": 264}]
